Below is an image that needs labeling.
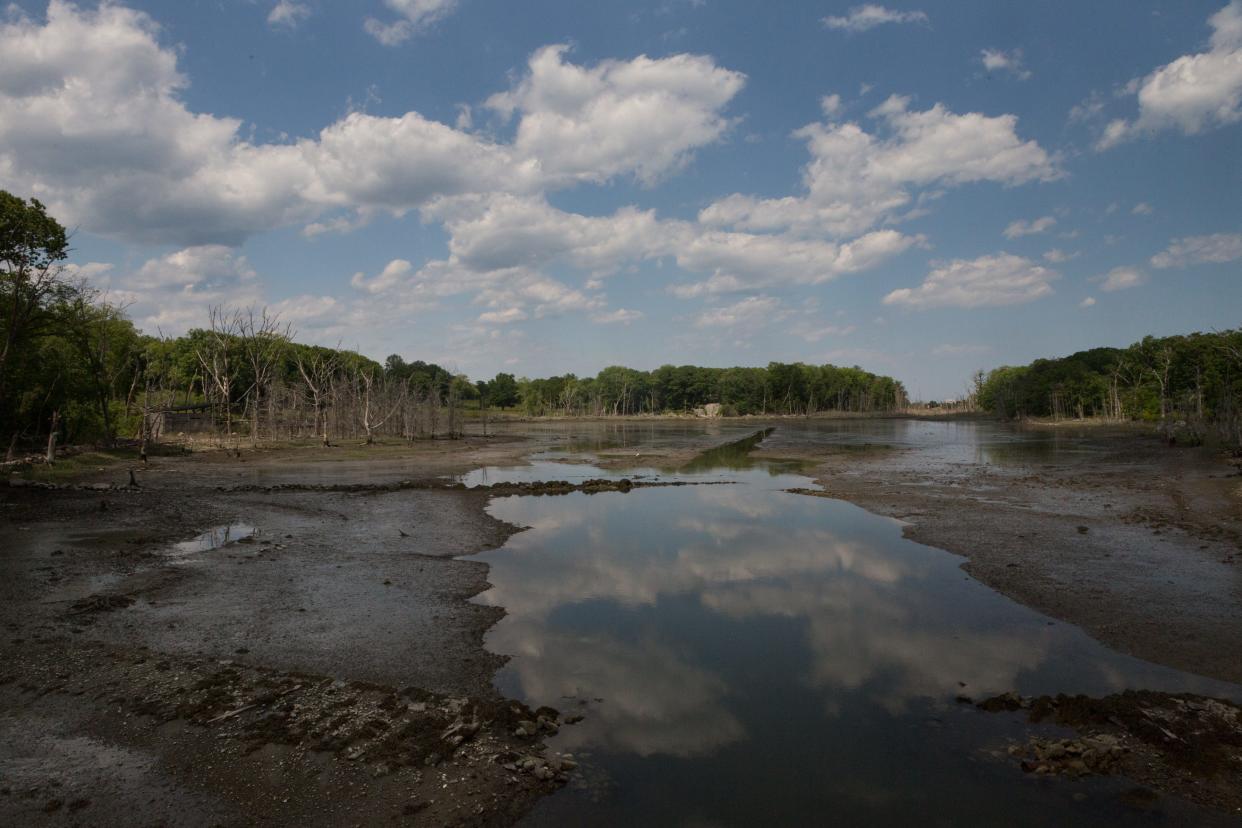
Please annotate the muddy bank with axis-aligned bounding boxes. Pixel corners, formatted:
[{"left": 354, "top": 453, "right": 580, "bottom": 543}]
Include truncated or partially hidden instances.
[
  {"left": 0, "top": 437, "right": 585, "bottom": 825},
  {"left": 975, "top": 690, "right": 1242, "bottom": 815},
  {"left": 769, "top": 429, "right": 1242, "bottom": 686}
]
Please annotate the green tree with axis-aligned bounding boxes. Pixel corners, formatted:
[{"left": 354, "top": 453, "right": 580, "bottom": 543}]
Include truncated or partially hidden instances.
[
  {"left": 489, "top": 372, "right": 519, "bottom": 409},
  {"left": 0, "top": 191, "right": 71, "bottom": 444}
]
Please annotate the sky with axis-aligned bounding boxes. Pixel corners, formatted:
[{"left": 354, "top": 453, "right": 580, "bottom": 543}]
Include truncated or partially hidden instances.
[{"left": 2, "top": 1, "right": 1240, "bottom": 399}]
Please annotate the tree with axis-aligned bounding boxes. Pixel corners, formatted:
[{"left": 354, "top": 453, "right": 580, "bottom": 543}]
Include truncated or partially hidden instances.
[
  {"left": 489, "top": 372, "right": 518, "bottom": 409},
  {"left": 0, "top": 191, "right": 71, "bottom": 445}
]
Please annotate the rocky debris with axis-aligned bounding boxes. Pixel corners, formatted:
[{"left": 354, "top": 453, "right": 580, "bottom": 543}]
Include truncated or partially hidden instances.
[
  {"left": 979, "top": 690, "right": 1242, "bottom": 813},
  {"left": 1010, "top": 734, "right": 1127, "bottom": 776}
]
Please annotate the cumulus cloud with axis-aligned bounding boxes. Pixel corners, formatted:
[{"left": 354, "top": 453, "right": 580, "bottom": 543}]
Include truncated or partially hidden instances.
[
  {"left": 1042, "top": 248, "right": 1078, "bottom": 263},
  {"left": 1003, "top": 216, "right": 1056, "bottom": 238},
  {"left": 1151, "top": 232, "right": 1242, "bottom": 268},
  {"left": 1098, "top": 1, "right": 1242, "bottom": 148},
  {"left": 883, "top": 254, "right": 1058, "bottom": 309},
  {"left": 0, "top": 5, "right": 743, "bottom": 248},
  {"left": 112, "top": 246, "right": 265, "bottom": 332},
  {"left": 981, "top": 48, "right": 1032, "bottom": 80},
  {"left": 363, "top": 0, "right": 458, "bottom": 46},
  {"left": 591, "top": 308, "right": 644, "bottom": 324},
  {"left": 822, "top": 5, "right": 928, "bottom": 32},
  {"left": 1097, "top": 266, "right": 1146, "bottom": 292},
  {"left": 485, "top": 45, "right": 746, "bottom": 187},
  {"left": 693, "top": 295, "right": 783, "bottom": 331},
  {"left": 700, "top": 95, "right": 1058, "bottom": 238},
  {"left": 267, "top": 1, "right": 311, "bottom": 28},
  {"left": 1080, "top": 296, "right": 1097, "bottom": 308},
  {"left": 349, "top": 259, "right": 413, "bottom": 295}
]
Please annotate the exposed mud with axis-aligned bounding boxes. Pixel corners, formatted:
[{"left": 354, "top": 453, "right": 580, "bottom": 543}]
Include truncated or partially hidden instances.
[
  {"left": 0, "top": 436, "right": 584, "bottom": 825},
  {"left": 976, "top": 690, "right": 1242, "bottom": 814}
]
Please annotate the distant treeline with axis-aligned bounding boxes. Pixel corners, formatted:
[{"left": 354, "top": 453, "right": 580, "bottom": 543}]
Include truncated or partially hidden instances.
[
  {"left": 507, "top": 363, "right": 907, "bottom": 417},
  {"left": 977, "top": 330, "right": 1242, "bottom": 443}
]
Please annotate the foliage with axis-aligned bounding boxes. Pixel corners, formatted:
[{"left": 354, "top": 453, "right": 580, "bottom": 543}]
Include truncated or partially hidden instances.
[
  {"left": 510, "top": 362, "right": 906, "bottom": 417},
  {"left": 976, "top": 330, "right": 1242, "bottom": 442}
]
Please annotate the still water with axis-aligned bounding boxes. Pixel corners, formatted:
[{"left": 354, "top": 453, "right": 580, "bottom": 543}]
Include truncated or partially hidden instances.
[{"left": 466, "top": 424, "right": 1240, "bottom": 826}]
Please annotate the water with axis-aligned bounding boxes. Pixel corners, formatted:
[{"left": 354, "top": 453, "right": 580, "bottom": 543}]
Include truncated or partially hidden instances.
[
  {"left": 169, "top": 523, "right": 255, "bottom": 555},
  {"left": 465, "top": 424, "right": 1241, "bottom": 826}
]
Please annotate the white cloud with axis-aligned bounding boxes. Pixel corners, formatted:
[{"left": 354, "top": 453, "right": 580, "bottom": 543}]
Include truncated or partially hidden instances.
[
  {"left": 1080, "top": 296, "right": 1096, "bottom": 308},
  {"left": 0, "top": 6, "right": 743, "bottom": 247},
  {"left": 1042, "top": 248, "right": 1078, "bottom": 263},
  {"left": 1131, "top": 201, "right": 1154, "bottom": 215},
  {"left": 1003, "top": 216, "right": 1056, "bottom": 238},
  {"left": 694, "top": 295, "right": 783, "bottom": 329},
  {"left": 114, "top": 246, "right": 264, "bottom": 333},
  {"left": 700, "top": 96, "right": 1058, "bottom": 238},
  {"left": 672, "top": 229, "right": 921, "bottom": 294},
  {"left": 485, "top": 45, "right": 746, "bottom": 187},
  {"left": 981, "top": 48, "right": 1032, "bottom": 81},
  {"left": 822, "top": 5, "right": 928, "bottom": 32},
  {"left": 267, "top": 1, "right": 311, "bottom": 28},
  {"left": 478, "top": 307, "right": 528, "bottom": 324},
  {"left": 820, "top": 93, "right": 843, "bottom": 117},
  {"left": 883, "top": 254, "right": 1058, "bottom": 309},
  {"left": 1097, "top": 266, "right": 1146, "bottom": 292},
  {"left": 364, "top": 0, "right": 458, "bottom": 46},
  {"left": 350, "top": 259, "right": 413, "bottom": 294},
  {"left": 1098, "top": 1, "right": 1242, "bottom": 148},
  {"left": 1150, "top": 232, "right": 1242, "bottom": 268},
  {"left": 592, "top": 308, "right": 644, "bottom": 324}
]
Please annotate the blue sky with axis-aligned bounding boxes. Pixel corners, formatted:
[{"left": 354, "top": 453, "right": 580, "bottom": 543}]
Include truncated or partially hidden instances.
[{"left": 2, "top": 1, "right": 1240, "bottom": 398}]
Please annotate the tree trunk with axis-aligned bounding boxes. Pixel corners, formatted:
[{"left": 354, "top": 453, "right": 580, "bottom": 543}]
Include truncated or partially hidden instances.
[{"left": 46, "top": 410, "right": 59, "bottom": 464}]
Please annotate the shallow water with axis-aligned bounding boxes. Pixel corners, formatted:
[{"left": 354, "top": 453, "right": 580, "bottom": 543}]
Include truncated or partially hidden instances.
[
  {"left": 466, "top": 425, "right": 1241, "bottom": 826},
  {"left": 169, "top": 523, "right": 255, "bottom": 555}
]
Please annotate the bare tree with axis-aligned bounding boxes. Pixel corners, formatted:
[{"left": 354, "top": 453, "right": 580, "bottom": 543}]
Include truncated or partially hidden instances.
[
  {"left": 359, "top": 368, "right": 405, "bottom": 444},
  {"left": 196, "top": 307, "right": 240, "bottom": 440},
  {"left": 237, "top": 307, "right": 291, "bottom": 444},
  {"left": 295, "top": 347, "right": 340, "bottom": 447}
]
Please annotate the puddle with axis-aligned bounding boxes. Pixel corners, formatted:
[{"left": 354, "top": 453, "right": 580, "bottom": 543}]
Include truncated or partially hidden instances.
[
  {"left": 169, "top": 523, "right": 255, "bottom": 555},
  {"left": 463, "top": 428, "right": 1242, "bottom": 826}
]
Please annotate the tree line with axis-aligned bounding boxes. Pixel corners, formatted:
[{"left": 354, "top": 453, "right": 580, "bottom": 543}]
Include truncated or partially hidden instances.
[
  {"left": 503, "top": 363, "right": 907, "bottom": 417},
  {"left": 976, "top": 330, "right": 1242, "bottom": 444}
]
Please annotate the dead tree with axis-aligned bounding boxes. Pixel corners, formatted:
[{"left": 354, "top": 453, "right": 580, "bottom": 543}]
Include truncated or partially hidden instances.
[
  {"left": 196, "top": 307, "right": 240, "bottom": 440},
  {"left": 237, "top": 307, "right": 291, "bottom": 444},
  {"left": 294, "top": 347, "right": 340, "bottom": 447},
  {"left": 359, "top": 369, "right": 405, "bottom": 444}
]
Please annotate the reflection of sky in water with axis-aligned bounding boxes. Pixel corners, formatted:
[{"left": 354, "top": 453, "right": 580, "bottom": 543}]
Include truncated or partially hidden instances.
[
  {"left": 170, "top": 522, "right": 254, "bottom": 556},
  {"left": 469, "top": 452, "right": 1242, "bottom": 826}
]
